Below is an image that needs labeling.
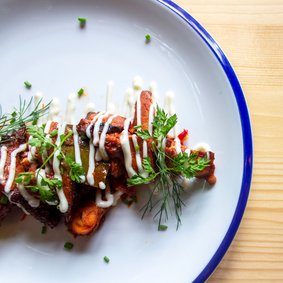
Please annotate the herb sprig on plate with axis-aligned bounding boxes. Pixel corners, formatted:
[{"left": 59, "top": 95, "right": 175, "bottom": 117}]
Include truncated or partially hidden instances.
[
  {"left": 0, "top": 97, "right": 51, "bottom": 144},
  {"left": 128, "top": 106, "right": 210, "bottom": 229}
]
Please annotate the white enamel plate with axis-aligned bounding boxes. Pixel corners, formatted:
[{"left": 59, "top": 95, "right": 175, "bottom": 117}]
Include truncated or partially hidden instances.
[{"left": 0, "top": 0, "right": 252, "bottom": 282}]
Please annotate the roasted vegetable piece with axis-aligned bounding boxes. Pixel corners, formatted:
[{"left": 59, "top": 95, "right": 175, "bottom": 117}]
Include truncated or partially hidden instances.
[{"left": 70, "top": 201, "right": 108, "bottom": 235}]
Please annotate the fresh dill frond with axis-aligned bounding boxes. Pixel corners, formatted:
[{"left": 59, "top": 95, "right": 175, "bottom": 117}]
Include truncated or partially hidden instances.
[
  {"left": 128, "top": 105, "right": 210, "bottom": 229},
  {"left": 0, "top": 97, "right": 51, "bottom": 144}
]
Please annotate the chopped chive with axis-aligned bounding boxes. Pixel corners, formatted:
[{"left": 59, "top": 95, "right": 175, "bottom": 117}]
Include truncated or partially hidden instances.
[
  {"left": 64, "top": 241, "right": 74, "bottom": 250},
  {"left": 145, "top": 34, "right": 151, "bottom": 43},
  {"left": 24, "top": 81, "right": 32, "bottom": 89},
  {"left": 41, "top": 225, "right": 47, "bottom": 234},
  {"left": 103, "top": 256, "right": 110, "bottom": 263},
  {"left": 158, "top": 224, "right": 168, "bottom": 231},
  {"left": 134, "top": 144, "right": 140, "bottom": 152},
  {"left": 0, "top": 195, "right": 8, "bottom": 205},
  {"left": 78, "top": 17, "right": 87, "bottom": 27},
  {"left": 77, "top": 88, "right": 84, "bottom": 98}
]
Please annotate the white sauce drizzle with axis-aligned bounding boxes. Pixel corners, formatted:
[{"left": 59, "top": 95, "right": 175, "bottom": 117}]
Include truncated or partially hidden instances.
[
  {"left": 4, "top": 143, "right": 27, "bottom": 194},
  {"left": 86, "top": 112, "right": 104, "bottom": 186},
  {"left": 126, "top": 89, "right": 136, "bottom": 118},
  {"left": 85, "top": 102, "right": 95, "bottom": 115},
  {"left": 98, "top": 114, "right": 117, "bottom": 160},
  {"left": 149, "top": 81, "right": 158, "bottom": 103},
  {"left": 44, "top": 121, "right": 52, "bottom": 134},
  {"left": 48, "top": 98, "right": 61, "bottom": 122},
  {"left": 175, "top": 138, "right": 182, "bottom": 154},
  {"left": 143, "top": 140, "right": 148, "bottom": 158},
  {"left": 148, "top": 103, "right": 155, "bottom": 135},
  {"left": 120, "top": 118, "right": 137, "bottom": 177},
  {"left": 164, "top": 91, "right": 178, "bottom": 137},
  {"left": 194, "top": 142, "right": 211, "bottom": 152},
  {"left": 17, "top": 184, "right": 40, "bottom": 208},
  {"left": 112, "top": 191, "right": 123, "bottom": 206},
  {"left": 0, "top": 146, "right": 8, "bottom": 184},
  {"left": 96, "top": 190, "right": 114, "bottom": 208},
  {"left": 87, "top": 143, "right": 95, "bottom": 186},
  {"left": 8, "top": 192, "right": 30, "bottom": 215},
  {"left": 132, "top": 135, "right": 143, "bottom": 173},
  {"left": 92, "top": 112, "right": 109, "bottom": 146},
  {"left": 136, "top": 92, "right": 142, "bottom": 126},
  {"left": 65, "top": 93, "right": 76, "bottom": 124},
  {"left": 34, "top": 92, "right": 45, "bottom": 125},
  {"left": 98, "top": 181, "right": 106, "bottom": 190},
  {"left": 73, "top": 124, "right": 85, "bottom": 182},
  {"left": 27, "top": 136, "right": 37, "bottom": 162},
  {"left": 133, "top": 76, "right": 143, "bottom": 91},
  {"left": 53, "top": 123, "right": 68, "bottom": 213}
]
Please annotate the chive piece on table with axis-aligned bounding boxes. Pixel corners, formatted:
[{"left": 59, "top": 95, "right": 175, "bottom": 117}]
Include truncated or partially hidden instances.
[
  {"left": 64, "top": 241, "right": 74, "bottom": 250},
  {"left": 24, "top": 81, "right": 32, "bottom": 89},
  {"left": 77, "top": 88, "right": 84, "bottom": 97},
  {"left": 158, "top": 224, "right": 168, "bottom": 231},
  {"left": 104, "top": 256, "right": 110, "bottom": 263},
  {"left": 78, "top": 17, "right": 87, "bottom": 27},
  {"left": 145, "top": 34, "right": 151, "bottom": 43}
]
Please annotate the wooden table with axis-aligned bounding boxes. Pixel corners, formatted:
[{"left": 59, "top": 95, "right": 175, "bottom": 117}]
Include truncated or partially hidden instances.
[{"left": 174, "top": 0, "right": 283, "bottom": 281}]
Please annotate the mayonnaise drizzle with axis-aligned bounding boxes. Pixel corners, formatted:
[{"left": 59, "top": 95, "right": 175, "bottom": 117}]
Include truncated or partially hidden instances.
[
  {"left": 136, "top": 92, "right": 142, "bottom": 126},
  {"left": 27, "top": 136, "right": 37, "bottom": 162},
  {"left": 174, "top": 138, "right": 182, "bottom": 154},
  {"left": 143, "top": 140, "right": 148, "bottom": 158},
  {"left": 73, "top": 124, "right": 85, "bottom": 182},
  {"left": 148, "top": 103, "right": 155, "bottom": 135},
  {"left": 98, "top": 181, "right": 106, "bottom": 190},
  {"left": 120, "top": 118, "right": 137, "bottom": 177},
  {"left": 98, "top": 114, "right": 117, "bottom": 160},
  {"left": 93, "top": 112, "right": 109, "bottom": 146},
  {"left": 132, "top": 135, "right": 143, "bottom": 173},
  {"left": 48, "top": 98, "right": 61, "bottom": 122},
  {"left": 53, "top": 123, "right": 68, "bottom": 213},
  {"left": 96, "top": 190, "right": 114, "bottom": 208},
  {"left": 65, "top": 93, "right": 76, "bottom": 124},
  {"left": 17, "top": 184, "right": 40, "bottom": 208},
  {"left": 165, "top": 91, "right": 178, "bottom": 137},
  {"left": 4, "top": 143, "right": 27, "bottom": 194},
  {"left": 0, "top": 146, "right": 8, "bottom": 184},
  {"left": 87, "top": 143, "right": 95, "bottom": 186},
  {"left": 86, "top": 112, "right": 104, "bottom": 186}
]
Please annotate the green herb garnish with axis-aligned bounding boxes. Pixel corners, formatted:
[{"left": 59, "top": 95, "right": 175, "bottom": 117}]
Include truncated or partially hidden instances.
[
  {"left": 78, "top": 17, "right": 87, "bottom": 27},
  {"left": 24, "top": 81, "right": 32, "bottom": 89},
  {"left": 77, "top": 88, "right": 84, "bottom": 98},
  {"left": 158, "top": 224, "right": 168, "bottom": 231},
  {"left": 0, "top": 97, "right": 51, "bottom": 144},
  {"left": 128, "top": 106, "right": 210, "bottom": 229},
  {"left": 103, "top": 256, "right": 110, "bottom": 263},
  {"left": 66, "top": 156, "right": 85, "bottom": 183},
  {"left": 64, "top": 241, "right": 74, "bottom": 250},
  {"left": 145, "top": 34, "right": 151, "bottom": 43}
]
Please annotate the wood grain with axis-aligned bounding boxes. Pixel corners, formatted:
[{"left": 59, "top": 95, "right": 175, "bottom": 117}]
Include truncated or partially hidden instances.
[{"left": 174, "top": 0, "right": 283, "bottom": 281}]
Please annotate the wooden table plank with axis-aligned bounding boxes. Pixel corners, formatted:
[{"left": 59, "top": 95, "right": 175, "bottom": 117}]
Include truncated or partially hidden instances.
[{"left": 174, "top": 0, "right": 283, "bottom": 281}]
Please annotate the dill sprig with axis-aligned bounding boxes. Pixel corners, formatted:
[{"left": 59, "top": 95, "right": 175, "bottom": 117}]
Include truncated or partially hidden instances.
[
  {"left": 128, "top": 106, "right": 210, "bottom": 229},
  {"left": 0, "top": 97, "right": 51, "bottom": 144}
]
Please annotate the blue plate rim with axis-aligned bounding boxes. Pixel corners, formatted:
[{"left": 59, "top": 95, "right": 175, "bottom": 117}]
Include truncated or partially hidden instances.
[{"left": 156, "top": 0, "right": 253, "bottom": 282}]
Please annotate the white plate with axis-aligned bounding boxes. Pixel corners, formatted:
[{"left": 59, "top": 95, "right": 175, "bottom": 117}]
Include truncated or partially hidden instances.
[{"left": 0, "top": 0, "right": 252, "bottom": 282}]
